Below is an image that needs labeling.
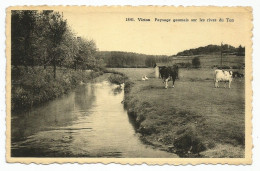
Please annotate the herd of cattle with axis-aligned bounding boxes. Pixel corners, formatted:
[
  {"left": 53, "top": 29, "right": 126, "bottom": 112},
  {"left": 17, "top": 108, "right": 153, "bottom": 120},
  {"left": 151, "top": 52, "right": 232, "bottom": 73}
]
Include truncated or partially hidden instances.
[{"left": 147, "top": 65, "right": 244, "bottom": 89}]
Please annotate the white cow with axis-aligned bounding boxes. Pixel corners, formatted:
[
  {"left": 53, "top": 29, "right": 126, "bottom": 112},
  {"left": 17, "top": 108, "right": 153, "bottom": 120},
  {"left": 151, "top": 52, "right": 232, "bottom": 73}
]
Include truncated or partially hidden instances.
[{"left": 214, "top": 69, "right": 233, "bottom": 88}]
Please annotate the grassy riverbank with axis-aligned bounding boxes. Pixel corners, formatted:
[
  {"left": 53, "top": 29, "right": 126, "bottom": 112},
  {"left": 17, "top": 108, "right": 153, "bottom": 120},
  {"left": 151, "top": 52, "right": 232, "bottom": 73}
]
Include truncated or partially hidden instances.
[
  {"left": 11, "top": 66, "right": 103, "bottom": 112},
  {"left": 117, "top": 68, "right": 245, "bottom": 158}
]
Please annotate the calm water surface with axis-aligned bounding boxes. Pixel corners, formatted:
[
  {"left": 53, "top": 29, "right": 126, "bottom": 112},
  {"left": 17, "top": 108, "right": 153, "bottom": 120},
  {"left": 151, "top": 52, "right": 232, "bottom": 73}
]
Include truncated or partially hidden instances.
[{"left": 11, "top": 79, "right": 177, "bottom": 157}]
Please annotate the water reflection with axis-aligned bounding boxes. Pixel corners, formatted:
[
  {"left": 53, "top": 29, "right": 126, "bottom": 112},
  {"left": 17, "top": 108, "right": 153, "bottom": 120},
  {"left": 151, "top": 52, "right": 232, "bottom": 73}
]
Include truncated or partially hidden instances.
[
  {"left": 112, "top": 86, "right": 123, "bottom": 95},
  {"left": 11, "top": 80, "right": 177, "bottom": 158},
  {"left": 11, "top": 92, "right": 78, "bottom": 142},
  {"left": 74, "top": 85, "right": 96, "bottom": 113}
]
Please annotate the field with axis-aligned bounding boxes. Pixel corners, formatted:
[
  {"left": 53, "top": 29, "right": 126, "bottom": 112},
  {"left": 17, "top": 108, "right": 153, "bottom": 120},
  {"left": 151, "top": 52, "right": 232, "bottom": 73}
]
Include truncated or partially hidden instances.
[{"left": 114, "top": 67, "right": 245, "bottom": 157}]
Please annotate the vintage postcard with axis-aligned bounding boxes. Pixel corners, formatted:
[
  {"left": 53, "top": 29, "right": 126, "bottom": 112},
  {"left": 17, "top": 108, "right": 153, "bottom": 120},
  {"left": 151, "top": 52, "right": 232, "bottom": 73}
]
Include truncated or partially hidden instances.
[{"left": 6, "top": 6, "right": 252, "bottom": 164}]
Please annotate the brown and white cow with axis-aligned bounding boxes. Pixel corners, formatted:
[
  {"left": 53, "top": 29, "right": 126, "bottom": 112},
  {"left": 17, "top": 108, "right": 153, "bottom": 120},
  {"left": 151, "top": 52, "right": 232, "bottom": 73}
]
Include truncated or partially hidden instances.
[{"left": 214, "top": 69, "right": 233, "bottom": 88}]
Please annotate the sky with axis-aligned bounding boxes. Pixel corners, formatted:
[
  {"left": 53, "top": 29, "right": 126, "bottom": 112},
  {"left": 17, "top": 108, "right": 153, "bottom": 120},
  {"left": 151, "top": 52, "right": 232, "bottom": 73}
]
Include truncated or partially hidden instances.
[{"left": 61, "top": 7, "right": 251, "bottom": 55}]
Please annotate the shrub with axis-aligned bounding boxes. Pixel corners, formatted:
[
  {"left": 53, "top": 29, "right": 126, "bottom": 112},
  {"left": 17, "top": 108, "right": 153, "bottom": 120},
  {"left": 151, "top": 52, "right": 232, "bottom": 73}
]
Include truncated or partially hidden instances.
[
  {"left": 108, "top": 74, "right": 127, "bottom": 85},
  {"left": 192, "top": 57, "right": 201, "bottom": 68}
]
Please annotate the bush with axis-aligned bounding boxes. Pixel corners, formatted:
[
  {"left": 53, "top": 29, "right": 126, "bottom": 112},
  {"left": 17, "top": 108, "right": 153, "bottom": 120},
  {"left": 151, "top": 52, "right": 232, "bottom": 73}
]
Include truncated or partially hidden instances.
[
  {"left": 192, "top": 57, "right": 201, "bottom": 68},
  {"left": 108, "top": 74, "right": 128, "bottom": 85}
]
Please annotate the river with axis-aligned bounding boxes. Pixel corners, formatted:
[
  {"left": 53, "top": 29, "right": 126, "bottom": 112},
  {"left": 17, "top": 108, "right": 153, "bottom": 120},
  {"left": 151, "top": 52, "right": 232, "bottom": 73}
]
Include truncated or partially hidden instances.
[{"left": 11, "top": 75, "right": 177, "bottom": 158}]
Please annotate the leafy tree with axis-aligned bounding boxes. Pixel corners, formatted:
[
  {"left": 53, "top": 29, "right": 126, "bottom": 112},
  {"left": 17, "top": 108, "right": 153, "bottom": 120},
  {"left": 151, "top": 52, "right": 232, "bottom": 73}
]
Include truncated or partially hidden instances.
[
  {"left": 60, "top": 28, "right": 79, "bottom": 69},
  {"left": 45, "top": 12, "right": 67, "bottom": 78},
  {"left": 11, "top": 10, "right": 38, "bottom": 67},
  {"left": 74, "top": 38, "right": 99, "bottom": 70},
  {"left": 11, "top": 10, "right": 68, "bottom": 77}
]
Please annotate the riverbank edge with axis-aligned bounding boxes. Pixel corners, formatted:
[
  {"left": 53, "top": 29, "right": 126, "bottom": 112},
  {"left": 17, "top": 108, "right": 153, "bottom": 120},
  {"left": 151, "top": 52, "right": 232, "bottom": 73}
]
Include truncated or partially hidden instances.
[
  {"left": 11, "top": 67, "right": 104, "bottom": 112},
  {"left": 122, "top": 79, "right": 244, "bottom": 158},
  {"left": 123, "top": 80, "right": 184, "bottom": 156}
]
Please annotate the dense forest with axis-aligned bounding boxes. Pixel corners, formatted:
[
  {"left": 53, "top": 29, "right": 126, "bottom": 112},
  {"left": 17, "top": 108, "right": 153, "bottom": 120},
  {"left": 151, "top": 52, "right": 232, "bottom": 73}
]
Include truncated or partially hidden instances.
[
  {"left": 97, "top": 51, "right": 170, "bottom": 68},
  {"left": 175, "top": 44, "right": 245, "bottom": 56}
]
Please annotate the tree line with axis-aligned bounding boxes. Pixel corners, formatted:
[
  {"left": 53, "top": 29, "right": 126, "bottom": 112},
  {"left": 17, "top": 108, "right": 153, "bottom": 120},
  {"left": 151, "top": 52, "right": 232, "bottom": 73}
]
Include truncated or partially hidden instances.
[
  {"left": 98, "top": 44, "right": 245, "bottom": 68},
  {"left": 176, "top": 44, "right": 245, "bottom": 56},
  {"left": 11, "top": 10, "right": 103, "bottom": 78},
  {"left": 98, "top": 51, "right": 170, "bottom": 68}
]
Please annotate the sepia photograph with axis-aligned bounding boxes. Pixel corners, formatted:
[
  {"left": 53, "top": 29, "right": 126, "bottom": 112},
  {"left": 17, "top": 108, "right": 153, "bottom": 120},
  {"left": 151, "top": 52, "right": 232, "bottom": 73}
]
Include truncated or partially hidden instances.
[{"left": 6, "top": 6, "right": 252, "bottom": 164}]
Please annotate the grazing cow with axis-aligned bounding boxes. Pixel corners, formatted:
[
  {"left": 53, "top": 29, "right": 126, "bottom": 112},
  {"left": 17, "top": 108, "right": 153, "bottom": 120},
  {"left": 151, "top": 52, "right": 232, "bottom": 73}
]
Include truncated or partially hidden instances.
[
  {"left": 159, "top": 65, "right": 179, "bottom": 89},
  {"left": 214, "top": 69, "right": 233, "bottom": 88}
]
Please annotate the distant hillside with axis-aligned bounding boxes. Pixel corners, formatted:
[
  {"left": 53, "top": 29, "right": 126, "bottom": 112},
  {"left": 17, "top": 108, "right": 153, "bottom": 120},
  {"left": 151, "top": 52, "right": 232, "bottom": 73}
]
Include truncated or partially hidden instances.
[
  {"left": 96, "top": 44, "right": 245, "bottom": 68},
  {"left": 175, "top": 44, "right": 245, "bottom": 56}
]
